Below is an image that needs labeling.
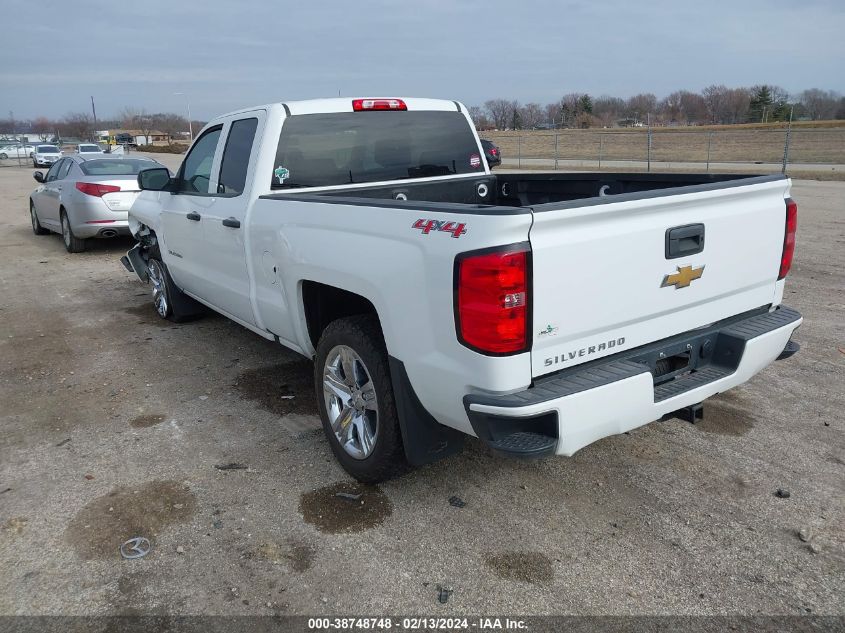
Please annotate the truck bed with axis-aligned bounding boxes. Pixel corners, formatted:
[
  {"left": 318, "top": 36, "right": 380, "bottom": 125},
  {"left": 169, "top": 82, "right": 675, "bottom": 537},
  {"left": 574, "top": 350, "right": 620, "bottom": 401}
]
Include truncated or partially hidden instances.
[{"left": 263, "top": 172, "right": 783, "bottom": 210}]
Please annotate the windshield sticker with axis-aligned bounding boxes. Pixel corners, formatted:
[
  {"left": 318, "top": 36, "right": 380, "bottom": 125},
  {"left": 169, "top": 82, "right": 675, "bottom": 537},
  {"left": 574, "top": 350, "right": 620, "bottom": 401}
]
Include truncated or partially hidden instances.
[
  {"left": 470, "top": 153, "right": 481, "bottom": 168},
  {"left": 273, "top": 166, "right": 290, "bottom": 184}
]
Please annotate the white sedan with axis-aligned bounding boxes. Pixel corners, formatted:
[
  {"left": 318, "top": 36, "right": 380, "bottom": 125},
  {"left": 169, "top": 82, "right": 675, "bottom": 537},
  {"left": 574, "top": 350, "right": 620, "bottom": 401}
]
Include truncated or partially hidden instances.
[
  {"left": 29, "top": 155, "right": 166, "bottom": 252},
  {"left": 0, "top": 143, "right": 36, "bottom": 159},
  {"left": 76, "top": 143, "right": 104, "bottom": 155}
]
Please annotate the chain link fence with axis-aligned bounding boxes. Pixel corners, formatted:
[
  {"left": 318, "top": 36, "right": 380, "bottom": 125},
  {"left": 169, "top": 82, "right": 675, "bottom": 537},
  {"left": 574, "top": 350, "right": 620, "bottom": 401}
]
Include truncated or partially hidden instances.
[{"left": 484, "top": 127, "right": 845, "bottom": 173}]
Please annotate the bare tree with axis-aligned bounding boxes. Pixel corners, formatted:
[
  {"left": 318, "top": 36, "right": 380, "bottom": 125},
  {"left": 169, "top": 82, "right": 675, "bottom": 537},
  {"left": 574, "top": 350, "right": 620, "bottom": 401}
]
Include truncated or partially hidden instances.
[
  {"left": 136, "top": 113, "right": 156, "bottom": 145},
  {"left": 626, "top": 93, "right": 658, "bottom": 124},
  {"left": 593, "top": 96, "right": 624, "bottom": 127},
  {"left": 60, "top": 113, "right": 94, "bottom": 140},
  {"left": 543, "top": 102, "right": 562, "bottom": 128},
  {"left": 724, "top": 87, "right": 751, "bottom": 124},
  {"left": 702, "top": 85, "right": 730, "bottom": 124},
  {"left": 484, "top": 99, "right": 514, "bottom": 130},
  {"left": 119, "top": 106, "right": 142, "bottom": 130},
  {"left": 519, "top": 103, "right": 544, "bottom": 129},
  {"left": 800, "top": 89, "right": 840, "bottom": 120},
  {"left": 32, "top": 117, "right": 53, "bottom": 141},
  {"left": 467, "top": 105, "right": 491, "bottom": 130},
  {"left": 679, "top": 91, "right": 708, "bottom": 124},
  {"left": 559, "top": 93, "right": 583, "bottom": 127},
  {"left": 151, "top": 113, "right": 188, "bottom": 144}
]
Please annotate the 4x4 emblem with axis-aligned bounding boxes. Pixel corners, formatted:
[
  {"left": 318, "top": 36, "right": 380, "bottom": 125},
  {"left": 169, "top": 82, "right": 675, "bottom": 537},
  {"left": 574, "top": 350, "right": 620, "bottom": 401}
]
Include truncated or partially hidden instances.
[{"left": 661, "top": 265, "right": 704, "bottom": 289}]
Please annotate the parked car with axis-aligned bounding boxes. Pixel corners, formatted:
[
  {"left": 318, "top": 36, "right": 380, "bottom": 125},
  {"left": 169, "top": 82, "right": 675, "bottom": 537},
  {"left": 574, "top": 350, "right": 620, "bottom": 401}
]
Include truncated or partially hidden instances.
[
  {"left": 33, "top": 144, "right": 63, "bottom": 167},
  {"left": 122, "top": 97, "right": 801, "bottom": 482},
  {"left": 115, "top": 133, "right": 136, "bottom": 146},
  {"left": 76, "top": 143, "right": 104, "bottom": 155},
  {"left": 0, "top": 143, "right": 36, "bottom": 159},
  {"left": 29, "top": 155, "right": 164, "bottom": 252},
  {"left": 480, "top": 139, "right": 501, "bottom": 168}
]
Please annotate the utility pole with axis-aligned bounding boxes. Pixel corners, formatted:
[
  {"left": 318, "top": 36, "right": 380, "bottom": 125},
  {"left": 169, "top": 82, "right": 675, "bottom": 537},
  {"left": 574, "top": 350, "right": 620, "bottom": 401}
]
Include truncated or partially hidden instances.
[
  {"left": 174, "top": 92, "right": 193, "bottom": 142},
  {"left": 91, "top": 96, "right": 98, "bottom": 141}
]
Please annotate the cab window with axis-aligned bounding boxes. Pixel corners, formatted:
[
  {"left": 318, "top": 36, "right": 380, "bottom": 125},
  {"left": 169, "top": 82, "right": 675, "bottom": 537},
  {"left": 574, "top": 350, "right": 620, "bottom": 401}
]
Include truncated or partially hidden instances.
[
  {"left": 217, "top": 118, "right": 258, "bottom": 195},
  {"left": 178, "top": 126, "right": 222, "bottom": 194}
]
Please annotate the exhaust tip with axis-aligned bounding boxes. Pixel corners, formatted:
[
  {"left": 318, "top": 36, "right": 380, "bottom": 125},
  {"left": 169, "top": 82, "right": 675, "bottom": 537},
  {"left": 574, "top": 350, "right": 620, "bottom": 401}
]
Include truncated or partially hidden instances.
[{"left": 100, "top": 229, "right": 117, "bottom": 238}]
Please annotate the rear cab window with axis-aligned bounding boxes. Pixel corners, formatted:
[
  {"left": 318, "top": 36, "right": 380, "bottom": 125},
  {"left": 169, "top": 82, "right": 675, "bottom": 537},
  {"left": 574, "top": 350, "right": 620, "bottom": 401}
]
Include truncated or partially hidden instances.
[
  {"left": 270, "top": 111, "right": 482, "bottom": 189},
  {"left": 218, "top": 118, "right": 258, "bottom": 195}
]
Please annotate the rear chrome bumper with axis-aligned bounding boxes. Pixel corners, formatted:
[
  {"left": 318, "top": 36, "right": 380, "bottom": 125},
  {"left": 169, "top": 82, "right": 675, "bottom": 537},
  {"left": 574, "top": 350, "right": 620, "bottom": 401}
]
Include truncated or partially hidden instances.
[{"left": 464, "top": 305, "right": 802, "bottom": 458}]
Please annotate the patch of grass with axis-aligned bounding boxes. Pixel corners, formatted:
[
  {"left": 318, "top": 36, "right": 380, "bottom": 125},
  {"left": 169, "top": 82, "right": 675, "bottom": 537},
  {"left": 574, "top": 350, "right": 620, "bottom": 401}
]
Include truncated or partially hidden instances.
[{"left": 486, "top": 125, "right": 845, "bottom": 165}]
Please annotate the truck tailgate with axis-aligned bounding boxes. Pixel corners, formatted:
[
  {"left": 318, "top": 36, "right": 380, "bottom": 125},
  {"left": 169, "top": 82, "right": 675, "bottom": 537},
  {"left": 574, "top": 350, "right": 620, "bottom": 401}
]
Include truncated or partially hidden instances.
[{"left": 529, "top": 176, "right": 790, "bottom": 378}]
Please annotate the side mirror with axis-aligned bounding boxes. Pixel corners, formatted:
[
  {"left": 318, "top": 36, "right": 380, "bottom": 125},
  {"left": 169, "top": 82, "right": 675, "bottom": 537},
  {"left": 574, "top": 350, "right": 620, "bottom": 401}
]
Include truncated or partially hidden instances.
[
  {"left": 33, "top": 171, "right": 44, "bottom": 183},
  {"left": 138, "top": 167, "right": 172, "bottom": 192}
]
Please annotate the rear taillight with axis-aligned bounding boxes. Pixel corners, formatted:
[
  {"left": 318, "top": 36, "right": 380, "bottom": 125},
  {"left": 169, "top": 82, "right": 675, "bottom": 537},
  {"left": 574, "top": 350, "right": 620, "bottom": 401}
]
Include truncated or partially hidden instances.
[
  {"left": 76, "top": 182, "right": 121, "bottom": 197},
  {"left": 352, "top": 98, "right": 407, "bottom": 111},
  {"left": 456, "top": 245, "right": 530, "bottom": 355},
  {"left": 490, "top": 148, "right": 498, "bottom": 156},
  {"left": 778, "top": 198, "right": 798, "bottom": 280}
]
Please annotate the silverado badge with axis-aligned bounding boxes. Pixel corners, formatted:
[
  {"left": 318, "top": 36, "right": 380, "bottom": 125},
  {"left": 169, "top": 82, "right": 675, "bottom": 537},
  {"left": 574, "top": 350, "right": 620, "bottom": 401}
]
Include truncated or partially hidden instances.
[{"left": 661, "top": 265, "right": 705, "bottom": 289}]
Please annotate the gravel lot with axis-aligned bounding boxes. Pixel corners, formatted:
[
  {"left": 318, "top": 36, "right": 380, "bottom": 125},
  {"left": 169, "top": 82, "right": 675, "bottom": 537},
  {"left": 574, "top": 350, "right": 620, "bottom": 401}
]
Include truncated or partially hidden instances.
[{"left": 0, "top": 162, "right": 842, "bottom": 617}]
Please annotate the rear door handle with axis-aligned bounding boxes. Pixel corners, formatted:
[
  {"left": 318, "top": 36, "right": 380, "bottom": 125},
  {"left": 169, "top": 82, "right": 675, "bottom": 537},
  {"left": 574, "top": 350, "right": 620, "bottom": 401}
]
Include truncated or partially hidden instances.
[
  {"left": 665, "top": 223, "right": 705, "bottom": 259},
  {"left": 222, "top": 217, "right": 241, "bottom": 229},
  {"left": 186, "top": 211, "right": 201, "bottom": 221}
]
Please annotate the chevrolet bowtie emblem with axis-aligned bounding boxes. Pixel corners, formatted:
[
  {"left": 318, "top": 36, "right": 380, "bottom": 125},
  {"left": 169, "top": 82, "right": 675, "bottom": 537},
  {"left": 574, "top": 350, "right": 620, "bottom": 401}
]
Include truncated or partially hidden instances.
[{"left": 661, "top": 265, "right": 705, "bottom": 289}]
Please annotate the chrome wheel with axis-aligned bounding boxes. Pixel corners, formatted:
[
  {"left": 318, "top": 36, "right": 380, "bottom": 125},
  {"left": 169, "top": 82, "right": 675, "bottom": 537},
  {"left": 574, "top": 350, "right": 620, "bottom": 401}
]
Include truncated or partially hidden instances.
[
  {"left": 148, "top": 260, "right": 169, "bottom": 318},
  {"left": 323, "top": 345, "right": 378, "bottom": 460}
]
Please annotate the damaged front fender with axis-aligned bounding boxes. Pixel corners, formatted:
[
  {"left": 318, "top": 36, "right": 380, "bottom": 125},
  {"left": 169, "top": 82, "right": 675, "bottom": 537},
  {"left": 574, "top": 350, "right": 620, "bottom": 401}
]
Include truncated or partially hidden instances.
[{"left": 121, "top": 243, "right": 149, "bottom": 283}]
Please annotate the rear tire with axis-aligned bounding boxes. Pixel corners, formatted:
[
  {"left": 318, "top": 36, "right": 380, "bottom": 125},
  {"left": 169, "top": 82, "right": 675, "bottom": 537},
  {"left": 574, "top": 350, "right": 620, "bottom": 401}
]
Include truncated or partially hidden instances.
[
  {"left": 30, "top": 202, "right": 49, "bottom": 235},
  {"left": 60, "top": 210, "right": 86, "bottom": 252},
  {"left": 147, "top": 249, "right": 204, "bottom": 323},
  {"left": 0, "top": 153, "right": 7, "bottom": 160},
  {"left": 314, "top": 315, "right": 408, "bottom": 483}
]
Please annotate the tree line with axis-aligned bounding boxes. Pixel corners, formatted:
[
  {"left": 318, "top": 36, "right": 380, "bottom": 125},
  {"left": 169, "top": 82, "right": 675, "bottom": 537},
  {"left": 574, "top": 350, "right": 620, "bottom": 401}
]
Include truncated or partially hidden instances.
[
  {"left": 469, "top": 86, "right": 845, "bottom": 130},
  {"left": 0, "top": 108, "right": 206, "bottom": 143},
  {"left": 3, "top": 85, "right": 843, "bottom": 139}
]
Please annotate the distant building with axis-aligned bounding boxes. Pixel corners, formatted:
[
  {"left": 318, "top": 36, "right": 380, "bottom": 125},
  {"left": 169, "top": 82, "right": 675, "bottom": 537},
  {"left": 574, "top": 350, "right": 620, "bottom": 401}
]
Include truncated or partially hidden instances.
[{"left": 102, "top": 129, "right": 170, "bottom": 146}]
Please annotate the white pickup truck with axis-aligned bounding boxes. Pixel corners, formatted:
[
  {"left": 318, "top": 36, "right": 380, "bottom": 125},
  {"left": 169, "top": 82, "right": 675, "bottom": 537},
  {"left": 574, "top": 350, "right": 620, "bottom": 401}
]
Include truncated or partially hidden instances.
[{"left": 123, "top": 97, "right": 801, "bottom": 482}]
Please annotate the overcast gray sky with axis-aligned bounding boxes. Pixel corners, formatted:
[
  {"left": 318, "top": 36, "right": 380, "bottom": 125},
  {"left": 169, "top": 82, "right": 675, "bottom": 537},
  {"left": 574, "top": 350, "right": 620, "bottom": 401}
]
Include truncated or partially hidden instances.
[{"left": 2, "top": 0, "right": 843, "bottom": 120}]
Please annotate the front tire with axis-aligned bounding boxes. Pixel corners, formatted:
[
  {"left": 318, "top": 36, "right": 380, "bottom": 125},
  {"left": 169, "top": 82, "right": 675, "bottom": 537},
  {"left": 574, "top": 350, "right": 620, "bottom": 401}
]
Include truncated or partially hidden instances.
[
  {"left": 146, "top": 252, "right": 204, "bottom": 323},
  {"left": 61, "top": 211, "right": 86, "bottom": 252},
  {"left": 0, "top": 153, "right": 7, "bottom": 159},
  {"left": 315, "top": 315, "right": 408, "bottom": 483},
  {"left": 30, "top": 202, "right": 49, "bottom": 235}
]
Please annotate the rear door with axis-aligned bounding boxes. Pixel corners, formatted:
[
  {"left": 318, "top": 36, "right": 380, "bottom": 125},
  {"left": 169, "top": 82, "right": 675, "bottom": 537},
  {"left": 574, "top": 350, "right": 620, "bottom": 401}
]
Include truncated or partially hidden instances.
[{"left": 528, "top": 177, "right": 791, "bottom": 378}]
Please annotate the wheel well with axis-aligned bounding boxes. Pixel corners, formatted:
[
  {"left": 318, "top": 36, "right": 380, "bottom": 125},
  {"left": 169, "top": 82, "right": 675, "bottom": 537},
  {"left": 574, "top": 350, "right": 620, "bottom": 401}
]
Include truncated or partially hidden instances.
[{"left": 302, "top": 281, "right": 380, "bottom": 349}]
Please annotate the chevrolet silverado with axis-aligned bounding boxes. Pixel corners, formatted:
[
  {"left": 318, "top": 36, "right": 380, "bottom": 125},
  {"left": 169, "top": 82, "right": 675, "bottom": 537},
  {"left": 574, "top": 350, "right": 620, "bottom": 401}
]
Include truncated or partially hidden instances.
[{"left": 122, "top": 97, "right": 801, "bottom": 482}]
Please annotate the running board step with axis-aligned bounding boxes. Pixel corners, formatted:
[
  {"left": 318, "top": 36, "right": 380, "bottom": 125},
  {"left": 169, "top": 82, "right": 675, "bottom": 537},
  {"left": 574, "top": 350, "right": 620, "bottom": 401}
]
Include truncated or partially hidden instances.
[{"left": 488, "top": 432, "right": 557, "bottom": 458}]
